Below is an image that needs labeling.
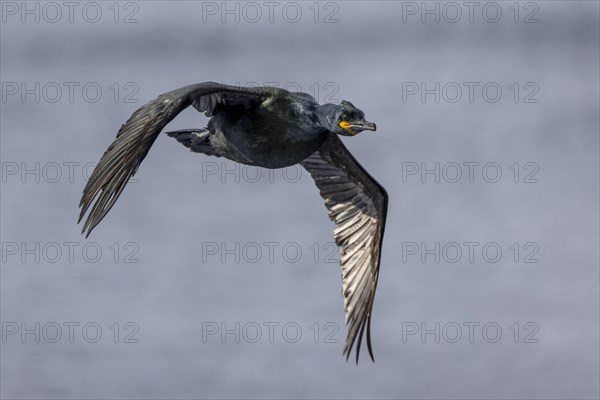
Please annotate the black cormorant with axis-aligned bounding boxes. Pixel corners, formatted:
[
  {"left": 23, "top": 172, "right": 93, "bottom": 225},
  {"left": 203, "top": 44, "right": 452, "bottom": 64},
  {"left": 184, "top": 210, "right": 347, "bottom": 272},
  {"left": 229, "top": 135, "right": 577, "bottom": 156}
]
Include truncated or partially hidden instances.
[{"left": 78, "top": 82, "right": 388, "bottom": 363}]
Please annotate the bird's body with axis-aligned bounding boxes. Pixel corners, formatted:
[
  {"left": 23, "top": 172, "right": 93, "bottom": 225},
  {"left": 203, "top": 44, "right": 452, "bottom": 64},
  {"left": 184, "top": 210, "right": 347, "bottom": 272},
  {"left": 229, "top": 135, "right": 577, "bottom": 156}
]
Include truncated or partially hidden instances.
[
  {"left": 79, "top": 82, "right": 388, "bottom": 363},
  {"left": 204, "top": 90, "right": 326, "bottom": 168}
]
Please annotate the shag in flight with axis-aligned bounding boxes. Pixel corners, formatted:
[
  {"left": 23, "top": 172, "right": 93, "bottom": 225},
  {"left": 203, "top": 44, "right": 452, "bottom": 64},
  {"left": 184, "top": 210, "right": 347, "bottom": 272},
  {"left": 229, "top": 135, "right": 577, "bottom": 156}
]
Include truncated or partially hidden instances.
[{"left": 78, "top": 82, "right": 388, "bottom": 363}]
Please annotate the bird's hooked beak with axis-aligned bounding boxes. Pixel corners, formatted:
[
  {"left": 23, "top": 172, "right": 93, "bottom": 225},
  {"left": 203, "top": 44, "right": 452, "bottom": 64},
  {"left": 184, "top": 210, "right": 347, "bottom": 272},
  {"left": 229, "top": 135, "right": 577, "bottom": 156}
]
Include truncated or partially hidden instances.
[{"left": 339, "top": 120, "right": 377, "bottom": 136}]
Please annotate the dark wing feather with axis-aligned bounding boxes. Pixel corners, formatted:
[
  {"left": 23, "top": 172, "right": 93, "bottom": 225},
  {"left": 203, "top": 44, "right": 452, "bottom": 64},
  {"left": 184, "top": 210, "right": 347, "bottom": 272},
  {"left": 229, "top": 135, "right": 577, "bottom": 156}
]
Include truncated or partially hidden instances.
[
  {"left": 78, "top": 82, "right": 266, "bottom": 237},
  {"left": 301, "top": 133, "right": 388, "bottom": 363}
]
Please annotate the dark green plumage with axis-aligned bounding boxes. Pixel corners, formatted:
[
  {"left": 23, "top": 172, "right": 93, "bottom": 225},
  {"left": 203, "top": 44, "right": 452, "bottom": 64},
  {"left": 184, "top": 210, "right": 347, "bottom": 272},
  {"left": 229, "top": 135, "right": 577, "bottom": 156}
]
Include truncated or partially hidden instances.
[{"left": 78, "top": 82, "right": 387, "bottom": 363}]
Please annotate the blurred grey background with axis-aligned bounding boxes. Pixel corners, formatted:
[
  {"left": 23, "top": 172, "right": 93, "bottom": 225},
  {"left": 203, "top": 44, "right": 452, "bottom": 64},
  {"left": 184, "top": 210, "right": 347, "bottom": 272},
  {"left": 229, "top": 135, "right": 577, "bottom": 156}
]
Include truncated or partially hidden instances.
[{"left": 1, "top": 1, "right": 598, "bottom": 399}]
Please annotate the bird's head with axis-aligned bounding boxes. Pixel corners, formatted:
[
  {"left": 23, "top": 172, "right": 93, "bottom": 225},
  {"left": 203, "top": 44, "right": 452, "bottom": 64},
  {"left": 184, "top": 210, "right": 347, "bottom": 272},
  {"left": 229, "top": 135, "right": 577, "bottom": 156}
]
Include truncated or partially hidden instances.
[{"left": 320, "top": 100, "right": 377, "bottom": 136}]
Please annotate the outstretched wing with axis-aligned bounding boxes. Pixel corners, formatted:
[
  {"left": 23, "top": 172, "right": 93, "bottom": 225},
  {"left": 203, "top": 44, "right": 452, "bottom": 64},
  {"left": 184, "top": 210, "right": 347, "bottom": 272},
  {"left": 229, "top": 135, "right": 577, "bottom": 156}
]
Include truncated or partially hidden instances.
[
  {"left": 300, "top": 133, "right": 388, "bottom": 363},
  {"left": 78, "top": 82, "right": 267, "bottom": 237}
]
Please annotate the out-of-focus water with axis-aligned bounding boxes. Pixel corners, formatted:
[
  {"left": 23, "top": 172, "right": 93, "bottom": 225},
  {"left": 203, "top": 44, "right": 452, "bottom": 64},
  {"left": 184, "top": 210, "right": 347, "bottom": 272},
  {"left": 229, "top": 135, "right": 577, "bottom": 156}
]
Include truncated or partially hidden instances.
[{"left": 1, "top": 1, "right": 598, "bottom": 398}]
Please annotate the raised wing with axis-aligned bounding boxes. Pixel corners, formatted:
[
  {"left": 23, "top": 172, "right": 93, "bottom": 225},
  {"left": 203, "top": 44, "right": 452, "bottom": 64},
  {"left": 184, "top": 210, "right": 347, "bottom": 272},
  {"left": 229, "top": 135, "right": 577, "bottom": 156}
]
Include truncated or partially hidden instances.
[
  {"left": 78, "top": 82, "right": 267, "bottom": 237},
  {"left": 301, "top": 133, "right": 388, "bottom": 363}
]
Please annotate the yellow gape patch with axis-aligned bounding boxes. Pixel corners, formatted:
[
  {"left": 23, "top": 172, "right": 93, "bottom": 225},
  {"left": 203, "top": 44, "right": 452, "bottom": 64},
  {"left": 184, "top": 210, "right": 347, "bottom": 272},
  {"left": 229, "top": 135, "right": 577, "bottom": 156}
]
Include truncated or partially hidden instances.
[{"left": 339, "top": 121, "right": 351, "bottom": 130}]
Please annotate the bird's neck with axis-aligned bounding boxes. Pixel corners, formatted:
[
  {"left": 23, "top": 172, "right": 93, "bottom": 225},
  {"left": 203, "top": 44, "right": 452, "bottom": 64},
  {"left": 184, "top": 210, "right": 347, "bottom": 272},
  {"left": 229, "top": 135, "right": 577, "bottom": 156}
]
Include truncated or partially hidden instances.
[{"left": 316, "top": 104, "right": 340, "bottom": 131}]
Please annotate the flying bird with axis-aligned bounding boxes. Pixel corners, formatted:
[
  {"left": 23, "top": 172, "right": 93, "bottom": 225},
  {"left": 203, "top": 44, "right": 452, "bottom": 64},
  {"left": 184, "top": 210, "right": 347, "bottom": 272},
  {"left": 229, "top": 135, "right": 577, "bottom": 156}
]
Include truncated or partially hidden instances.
[{"left": 78, "top": 82, "right": 388, "bottom": 363}]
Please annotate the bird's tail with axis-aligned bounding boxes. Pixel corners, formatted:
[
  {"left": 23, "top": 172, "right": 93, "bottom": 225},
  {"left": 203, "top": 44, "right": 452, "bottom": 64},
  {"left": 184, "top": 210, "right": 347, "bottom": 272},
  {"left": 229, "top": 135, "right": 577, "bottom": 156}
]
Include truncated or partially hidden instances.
[{"left": 166, "top": 129, "right": 221, "bottom": 158}]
